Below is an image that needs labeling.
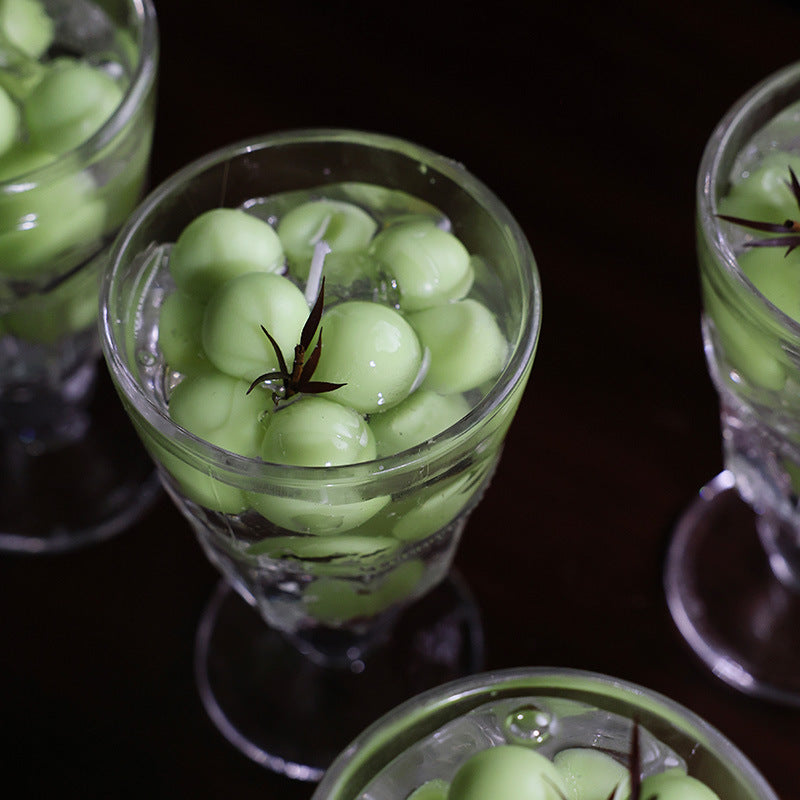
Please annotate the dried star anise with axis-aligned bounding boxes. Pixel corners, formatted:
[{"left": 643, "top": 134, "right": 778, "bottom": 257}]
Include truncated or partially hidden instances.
[
  {"left": 246, "top": 277, "right": 345, "bottom": 406},
  {"left": 717, "top": 165, "right": 800, "bottom": 255}
]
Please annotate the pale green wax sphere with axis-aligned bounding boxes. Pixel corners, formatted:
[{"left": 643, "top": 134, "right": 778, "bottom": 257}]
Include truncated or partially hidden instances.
[
  {"left": 168, "top": 369, "right": 268, "bottom": 458},
  {"left": 552, "top": 748, "right": 630, "bottom": 800},
  {"left": 261, "top": 396, "right": 375, "bottom": 466},
  {"left": 0, "top": 0, "right": 54, "bottom": 59},
  {"left": 168, "top": 208, "right": 284, "bottom": 300},
  {"left": 369, "top": 389, "right": 470, "bottom": 457},
  {"left": 370, "top": 219, "right": 474, "bottom": 311},
  {"left": 158, "top": 289, "right": 208, "bottom": 374},
  {"left": 409, "top": 298, "right": 508, "bottom": 393},
  {"left": 24, "top": 61, "right": 124, "bottom": 154},
  {"left": 202, "top": 272, "right": 309, "bottom": 382},
  {"left": 313, "top": 300, "right": 423, "bottom": 414},
  {"left": 640, "top": 769, "right": 719, "bottom": 800},
  {"left": 448, "top": 745, "right": 568, "bottom": 800},
  {"left": 0, "top": 84, "right": 20, "bottom": 155},
  {"left": 719, "top": 151, "right": 800, "bottom": 225},
  {"left": 278, "top": 198, "right": 378, "bottom": 279}
]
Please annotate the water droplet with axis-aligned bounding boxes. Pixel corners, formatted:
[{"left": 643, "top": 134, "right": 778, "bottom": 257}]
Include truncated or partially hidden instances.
[
  {"left": 504, "top": 704, "right": 553, "bottom": 746},
  {"left": 137, "top": 349, "right": 156, "bottom": 367}
]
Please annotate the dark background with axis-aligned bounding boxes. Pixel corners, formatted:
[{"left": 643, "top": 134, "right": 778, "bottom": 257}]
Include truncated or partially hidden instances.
[{"left": 2, "top": 0, "right": 799, "bottom": 797}]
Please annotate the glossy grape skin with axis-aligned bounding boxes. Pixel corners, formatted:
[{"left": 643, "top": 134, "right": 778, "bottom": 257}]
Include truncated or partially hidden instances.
[
  {"left": 201, "top": 271, "right": 309, "bottom": 382},
  {"left": 168, "top": 369, "right": 268, "bottom": 458},
  {"left": 718, "top": 151, "right": 800, "bottom": 225},
  {"left": 409, "top": 298, "right": 508, "bottom": 393},
  {"left": 406, "top": 780, "right": 449, "bottom": 800},
  {"left": 158, "top": 289, "right": 208, "bottom": 374},
  {"left": 0, "top": 0, "right": 54, "bottom": 59},
  {"left": 0, "top": 84, "right": 19, "bottom": 155},
  {"left": 302, "top": 560, "right": 424, "bottom": 624},
  {"left": 278, "top": 197, "right": 377, "bottom": 280},
  {"left": 369, "top": 389, "right": 470, "bottom": 457},
  {"left": 552, "top": 748, "right": 630, "bottom": 800},
  {"left": 370, "top": 218, "right": 474, "bottom": 310},
  {"left": 448, "top": 745, "right": 568, "bottom": 800},
  {"left": 640, "top": 768, "right": 720, "bottom": 800},
  {"left": 0, "top": 147, "right": 106, "bottom": 277},
  {"left": 260, "top": 396, "right": 376, "bottom": 467},
  {"left": 313, "top": 300, "right": 423, "bottom": 414},
  {"left": 24, "top": 61, "right": 124, "bottom": 154},
  {"left": 168, "top": 208, "right": 284, "bottom": 300}
]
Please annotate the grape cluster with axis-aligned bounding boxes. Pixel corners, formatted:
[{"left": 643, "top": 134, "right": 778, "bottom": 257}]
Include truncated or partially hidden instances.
[
  {"left": 409, "top": 743, "right": 719, "bottom": 800},
  {"left": 159, "top": 197, "right": 509, "bottom": 473}
]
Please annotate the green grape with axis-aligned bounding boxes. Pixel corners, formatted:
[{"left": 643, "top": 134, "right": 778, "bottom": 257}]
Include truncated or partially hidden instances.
[
  {"left": 448, "top": 745, "right": 568, "bottom": 800},
  {"left": 0, "top": 83, "right": 19, "bottom": 155},
  {"left": 260, "top": 395, "right": 376, "bottom": 467},
  {"left": 313, "top": 300, "right": 423, "bottom": 413},
  {"left": 147, "top": 438, "right": 248, "bottom": 515},
  {"left": 278, "top": 197, "right": 377, "bottom": 280},
  {"left": 370, "top": 218, "right": 474, "bottom": 310},
  {"left": 738, "top": 246, "right": 800, "bottom": 321},
  {"left": 719, "top": 151, "right": 800, "bottom": 225},
  {"left": 0, "top": 0, "right": 54, "bottom": 59},
  {"left": 552, "top": 748, "right": 630, "bottom": 800},
  {"left": 369, "top": 389, "right": 470, "bottom": 457},
  {"left": 407, "top": 780, "right": 449, "bottom": 800},
  {"left": 248, "top": 534, "right": 398, "bottom": 563},
  {"left": 168, "top": 208, "right": 284, "bottom": 300},
  {"left": 24, "top": 60, "right": 124, "bottom": 154},
  {"left": 303, "top": 559, "right": 423, "bottom": 624},
  {"left": 2, "top": 254, "right": 100, "bottom": 342},
  {"left": 0, "top": 149, "right": 106, "bottom": 277},
  {"left": 640, "top": 769, "right": 719, "bottom": 800},
  {"left": 202, "top": 271, "right": 309, "bottom": 382},
  {"left": 158, "top": 289, "right": 208, "bottom": 374},
  {"left": 168, "top": 369, "right": 267, "bottom": 458},
  {"left": 409, "top": 298, "right": 508, "bottom": 393}
]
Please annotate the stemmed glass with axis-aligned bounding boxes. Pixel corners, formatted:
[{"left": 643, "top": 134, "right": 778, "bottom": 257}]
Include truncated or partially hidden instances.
[
  {"left": 665, "top": 61, "right": 800, "bottom": 706},
  {"left": 312, "top": 667, "right": 779, "bottom": 800},
  {"left": 99, "top": 130, "right": 541, "bottom": 779},
  {"left": 0, "top": 0, "right": 159, "bottom": 553}
]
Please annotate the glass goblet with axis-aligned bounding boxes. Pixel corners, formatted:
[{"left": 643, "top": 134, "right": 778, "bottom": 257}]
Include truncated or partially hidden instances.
[
  {"left": 0, "top": 0, "right": 160, "bottom": 553},
  {"left": 665, "top": 61, "right": 800, "bottom": 705},
  {"left": 312, "top": 667, "right": 779, "bottom": 800},
  {"left": 99, "top": 130, "right": 541, "bottom": 779}
]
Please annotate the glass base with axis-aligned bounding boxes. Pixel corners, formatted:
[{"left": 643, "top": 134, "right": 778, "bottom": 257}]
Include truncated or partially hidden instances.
[
  {"left": 0, "top": 373, "right": 161, "bottom": 554},
  {"left": 194, "top": 571, "right": 485, "bottom": 781},
  {"left": 665, "top": 471, "right": 800, "bottom": 707}
]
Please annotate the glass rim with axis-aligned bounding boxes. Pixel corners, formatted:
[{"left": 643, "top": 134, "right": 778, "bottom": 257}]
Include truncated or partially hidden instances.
[
  {"left": 697, "top": 59, "right": 800, "bottom": 338},
  {"left": 313, "top": 666, "right": 779, "bottom": 800},
  {"left": 100, "top": 128, "right": 542, "bottom": 483},
  {"left": 0, "top": 0, "right": 159, "bottom": 189}
]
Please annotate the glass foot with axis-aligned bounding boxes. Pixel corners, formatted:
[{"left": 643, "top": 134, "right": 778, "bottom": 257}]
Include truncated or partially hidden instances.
[
  {"left": 0, "top": 373, "right": 161, "bottom": 554},
  {"left": 665, "top": 471, "right": 800, "bottom": 707},
  {"left": 194, "top": 571, "right": 485, "bottom": 781}
]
